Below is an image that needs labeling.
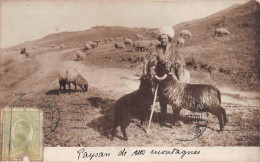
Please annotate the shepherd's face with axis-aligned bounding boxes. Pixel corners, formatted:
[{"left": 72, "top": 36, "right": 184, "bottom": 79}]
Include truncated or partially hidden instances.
[{"left": 159, "top": 34, "right": 169, "bottom": 46}]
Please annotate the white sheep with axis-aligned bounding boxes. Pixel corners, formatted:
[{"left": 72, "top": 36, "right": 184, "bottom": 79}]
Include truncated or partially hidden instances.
[
  {"left": 149, "top": 40, "right": 161, "bottom": 47},
  {"left": 180, "top": 30, "right": 192, "bottom": 39},
  {"left": 24, "top": 50, "right": 32, "bottom": 58},
  {"left": 176, "top": 37, "right": 185, "bottom": 48},
  {"left": 215, "top": 27, "right": 231, "bottom": 37},
  {"left": 94, "top": 40, "right": 101, "bottom": 45},
  {"left": 85, "top": 43, "right": 93, "bottom": 50},
  {"left": 124, "top": 38, "right": 133, "bottom": 46},
  {"left": 59, "top": 68, "right": 88, "bottom": 92},
  {"left": 114, "top": 42, "right": 126, "bottom": 49},
  {"left": 133, "top": 40, "right": 150, "bottom": 52},
  {"left": 87, "top": 41, "right": 98, "bottom": 48},
  {"left": 76, "top": 50, "right": 84, "bottom": 61},
  {"left": 136, "top": 34, "right": 144, "bottom": 40}
]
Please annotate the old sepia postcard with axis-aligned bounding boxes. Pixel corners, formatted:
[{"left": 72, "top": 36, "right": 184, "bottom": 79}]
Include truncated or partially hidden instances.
[{"left": 0, "top": 0, "right": 259, "bottom": 161}]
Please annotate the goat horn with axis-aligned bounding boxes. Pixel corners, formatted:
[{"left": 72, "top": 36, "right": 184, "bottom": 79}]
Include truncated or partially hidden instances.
[{"left": 154, "top": 74, "right": 167, "bottom": 81}]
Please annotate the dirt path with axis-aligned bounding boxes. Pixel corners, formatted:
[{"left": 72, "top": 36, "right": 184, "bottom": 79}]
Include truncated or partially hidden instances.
[
  {"left": 2, "top": 48, "right": 259, "bottom": 147},
  {"left": 2, "top": 48, "right": 260, "bottom": 107}
]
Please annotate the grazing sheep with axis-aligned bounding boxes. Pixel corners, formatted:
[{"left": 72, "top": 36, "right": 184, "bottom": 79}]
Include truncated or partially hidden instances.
[
  {"left": 24, "top": 51, "right": 31, "bottom": 58},
  {"left": 198, "top": 62, "right": 215, "bottom": 73},
  {"left": 59, "top": 68, "right": 88, "bottom": 92},
  {"left": 185, "top": 57, "right": 198, "bottom": 70},
  {"left": 133, "top": 40, "right": 150, "bottom": 52},
  {"left": 87, "top": 41, "right": 98, "bottom": 48},
  {"left": 110, "top": 75, "right": 154, "bottom": 140},
  {"left": 93, "top": 40, "right": 99, "bottom": 45},
  {"left": 124, "top": 38, "right": 133, "bottom": 46},
  {"left": 149, "top": 40, "right": 161, "bottom": 47},
  {"left": 136, "top": 34, "right": 144, "bottom": 40},
  {"left": 176, "top": 37, "right": 185, "bottom": 48},
  {"left": 76, "top": 50, "right": 84, "bottom": 61},
  {"left": 85, "top": 43, "right": 93, "bottom": 50},
  {"left": 154, "top": 74, "right": 227, "bottom": 131},
  {"left": 114, "top": 42, "right": 126, "bottom": 49},
  {"left": 180, "top": 30, "right": 192, "bottom": 39},
  {"left": 21, "top": 48, "right": 26, "bottom": 54},
  {"left": 215, "top": 28, "right": 231, "bottom": 37}
]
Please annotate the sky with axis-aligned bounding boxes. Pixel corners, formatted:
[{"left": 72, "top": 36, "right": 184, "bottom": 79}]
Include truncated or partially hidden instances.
[{"left": 0, "top": 0, "right": 248, "bottom": 48}]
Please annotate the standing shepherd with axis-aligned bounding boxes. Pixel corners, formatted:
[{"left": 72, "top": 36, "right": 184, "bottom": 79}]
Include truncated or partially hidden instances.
[{"left": 142, "top": 26, "right": 186, "bottom": 126}]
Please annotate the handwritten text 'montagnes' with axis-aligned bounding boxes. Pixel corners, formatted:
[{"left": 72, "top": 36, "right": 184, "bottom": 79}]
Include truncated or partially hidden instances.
[{"left": 77, "top": 148, "right": 200, "bottom": 160}]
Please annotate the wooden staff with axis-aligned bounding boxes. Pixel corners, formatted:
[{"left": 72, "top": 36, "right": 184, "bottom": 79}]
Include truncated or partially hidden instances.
[{"left": 147, "top": 83, "right": 159, "bottom": 134}]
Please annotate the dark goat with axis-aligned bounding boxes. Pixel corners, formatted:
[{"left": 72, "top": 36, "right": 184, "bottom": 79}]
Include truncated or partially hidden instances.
[
  {"left": 155, "top": 74, "right": 227, "bottom": 131},
  {"left": 111, "top": 75, "right": 154, "bottom": 140}
]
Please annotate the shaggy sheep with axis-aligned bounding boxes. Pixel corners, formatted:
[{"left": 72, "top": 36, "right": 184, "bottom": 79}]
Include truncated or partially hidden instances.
[
  {"left": 133, "top": 40, "right": 150, "bottom": 52},
  {"left": 87, "top": 41, "right": 98, "bottom": 48},
  {"left": 76, "top": 50, "right": 84, "bottom": 61},
  {"left": 185, "top": 57, "right": 198, "bottom": 70},
  {"left": 85, "top": 43, "right": 93, "bottom": 50},
  {"left": 136, "top": 34, "right": 144, "bottom": 40},
  {"left": 114, "top": 42, "right": 126, "bottom": 49},
  {"left": 49, "top": 44, "right": 55, "bottom": 48},
  {"left": 180, "top": 30, "right": 192, "bottom": 39},
  {"left": 124, "top": 38, "right": 133, "bottom": 46},
  {"left": 110, "top": 75, "right": 154, "bottom": 140},
  {"left": 21, "top": 48, "right": 26, "bottom": 54},
  {"left": 59, "top": 68, "right": 88, "bottom": 92},
  {"left": 93, "top": 40, "right": 99, "bottom": 45},
  {"left": 24, "top": 51, "right": 32, "bottom": 58},
  {"left": 176, "top": 37, "right": 185, "bottom": 48},
  {"left": 215, "top": 28, "right": 231, "bottom": 37},
  {"left": 149, "top": 40, "right": 161, "bottom": 47},
  {"left": 154, "top": 74, "right": 227, "bottom": 131}
]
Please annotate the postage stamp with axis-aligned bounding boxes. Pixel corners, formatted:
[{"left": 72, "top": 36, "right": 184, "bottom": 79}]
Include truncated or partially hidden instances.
[{"left": 1, "top": 107, "right": 43, "bottom": 161}]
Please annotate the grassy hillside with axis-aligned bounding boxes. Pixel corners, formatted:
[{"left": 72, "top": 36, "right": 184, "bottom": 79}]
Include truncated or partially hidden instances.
[
  {"left": 173, "top": 0, "right": 259, "bottom": 90},
  {"left": 2, "top": 0, "right": 259, "bottom": 91},
  {"left": 33, "top": 26, "right": 148, "bottom": 47}
]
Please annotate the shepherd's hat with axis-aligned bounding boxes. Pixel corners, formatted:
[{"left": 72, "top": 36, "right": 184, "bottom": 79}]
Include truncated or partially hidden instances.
[{"left": 158, "top": 26, "right": 175, "bottom": 39}]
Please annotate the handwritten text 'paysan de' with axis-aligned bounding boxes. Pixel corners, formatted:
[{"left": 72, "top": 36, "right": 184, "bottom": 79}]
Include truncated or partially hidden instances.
[{"left": 77, "top": 148, "right": 200, "bottom": 160}]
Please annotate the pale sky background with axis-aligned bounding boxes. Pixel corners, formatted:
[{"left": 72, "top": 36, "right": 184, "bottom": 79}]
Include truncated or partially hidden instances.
[{"left": 0, "top": 0, "right": 248, "bottom": 48}]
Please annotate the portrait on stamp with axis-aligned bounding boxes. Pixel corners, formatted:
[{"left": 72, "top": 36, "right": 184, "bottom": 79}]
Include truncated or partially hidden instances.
[{"left": 1, "top": 108, "right": 43, "bottom": 161}]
